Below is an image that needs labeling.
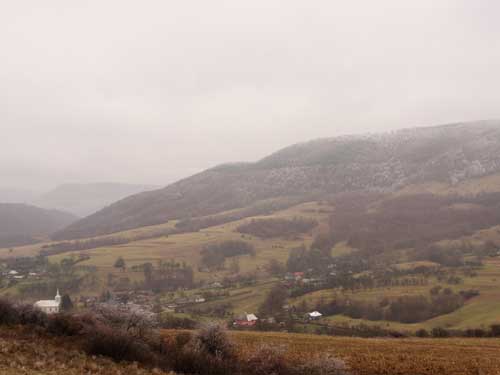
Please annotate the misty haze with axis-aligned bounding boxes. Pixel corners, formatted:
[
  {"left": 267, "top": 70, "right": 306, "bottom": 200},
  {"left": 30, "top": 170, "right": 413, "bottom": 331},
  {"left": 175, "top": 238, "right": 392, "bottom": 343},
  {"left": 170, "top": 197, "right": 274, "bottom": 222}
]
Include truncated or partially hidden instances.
[{"left": 1, "top": 2, "right": 500, "bottom": 374}]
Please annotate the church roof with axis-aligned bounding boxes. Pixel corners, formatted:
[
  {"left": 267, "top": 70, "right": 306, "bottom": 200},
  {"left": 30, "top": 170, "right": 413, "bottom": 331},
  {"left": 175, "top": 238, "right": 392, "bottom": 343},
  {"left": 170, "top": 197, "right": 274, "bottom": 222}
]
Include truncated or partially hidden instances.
[{"left": 35, "top": 300, "right": 60, "bottom": 308}]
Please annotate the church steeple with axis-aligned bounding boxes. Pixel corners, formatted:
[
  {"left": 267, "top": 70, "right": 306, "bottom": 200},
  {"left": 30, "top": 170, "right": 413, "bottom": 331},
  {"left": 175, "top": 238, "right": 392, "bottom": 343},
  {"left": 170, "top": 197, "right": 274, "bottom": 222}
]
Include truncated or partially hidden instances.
[{"left": 55, "top": 289, "right": 61, "bottom": 304}]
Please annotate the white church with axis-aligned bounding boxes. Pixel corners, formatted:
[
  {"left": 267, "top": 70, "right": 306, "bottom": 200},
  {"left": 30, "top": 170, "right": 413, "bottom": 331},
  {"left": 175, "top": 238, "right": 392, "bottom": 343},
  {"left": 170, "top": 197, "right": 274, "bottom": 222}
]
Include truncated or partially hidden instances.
[{"left": 34, "top": 289, "right": 61, "bottom": 314}]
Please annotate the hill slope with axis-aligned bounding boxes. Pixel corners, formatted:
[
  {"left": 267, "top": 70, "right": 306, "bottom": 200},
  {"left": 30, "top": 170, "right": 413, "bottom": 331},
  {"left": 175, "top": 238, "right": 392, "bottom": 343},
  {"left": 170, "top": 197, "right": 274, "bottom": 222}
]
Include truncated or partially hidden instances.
[
  {"left": 54, "top": 120, "right": 500, "bottom": 240},
  {"left": 35, "top": 182, "right": 158, "bottom": 217},
  {"left": 0, "top": 203, "right": 77, "bottom": 247}
]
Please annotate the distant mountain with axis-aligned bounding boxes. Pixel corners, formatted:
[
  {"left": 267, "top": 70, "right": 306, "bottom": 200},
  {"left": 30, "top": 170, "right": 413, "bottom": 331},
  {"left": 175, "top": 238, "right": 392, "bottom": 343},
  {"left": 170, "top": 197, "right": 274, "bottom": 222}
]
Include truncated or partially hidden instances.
[
  {"left": 53, "top": 120, "right": 500, "bottom": 240},
  {"left": 0, "top": 203, "right": 77, "bottom": 248},
  {"left": 35, "top": 183, "right": 159, "bottom": 217},
  {"left": 0, "top": 188, "right": 38, "bottom": 204}
]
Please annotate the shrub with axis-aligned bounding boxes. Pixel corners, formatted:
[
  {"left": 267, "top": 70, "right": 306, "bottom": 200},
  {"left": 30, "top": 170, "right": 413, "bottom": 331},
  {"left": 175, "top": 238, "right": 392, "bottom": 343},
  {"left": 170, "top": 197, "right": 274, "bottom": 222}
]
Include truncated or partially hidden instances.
[
  {"left": 84, "top": 325, "right": 155, "bottom": 364},
  {"left": 47, "top": 313, "right": 84, "bottom": 336},
  {"left": 465, "top": 328, "right": 487, "bottom": 337},
  {"left": 192, "top": 323, "right": 235, "bottom": 360},
  {"left": 164, "top": 324, "right": 238, "bottom": 375},
  {"left": 490, "top": 324, "right": 500, "bottom": 337},
  {"left": 94, "top": 306, "right": 156, "bottom": 340},
  {"left": 459, "top": 289, "right": 480, "bottom": 300},
  {"left": 415, "top": 328, "right": 429, "bottom": 338},
  {"left": 431, "top": 327, "right": 450, "bottom": 338},
  {"left": 0, "top": 299, "right": 19, "bottom": 325},
  {"left": 17, "top": 304, "right": 47, "bottom": 327},
  {"left": 244, "top": 345, "right": 288, "bottom": 375}
]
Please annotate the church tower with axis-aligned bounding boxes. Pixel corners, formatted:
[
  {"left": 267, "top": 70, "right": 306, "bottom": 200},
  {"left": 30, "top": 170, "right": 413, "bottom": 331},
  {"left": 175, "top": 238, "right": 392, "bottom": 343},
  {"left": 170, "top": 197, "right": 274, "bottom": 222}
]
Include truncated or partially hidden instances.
[{"left": 55, "top": 289, "right": 61, "bottom": 305}]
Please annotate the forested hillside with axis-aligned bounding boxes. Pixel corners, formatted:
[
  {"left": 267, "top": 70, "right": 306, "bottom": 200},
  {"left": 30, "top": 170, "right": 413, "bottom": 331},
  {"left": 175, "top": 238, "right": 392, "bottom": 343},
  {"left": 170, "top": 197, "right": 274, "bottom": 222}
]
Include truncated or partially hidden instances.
[{"left": 54, "top": 121, "right": 500, "bottom": 240}]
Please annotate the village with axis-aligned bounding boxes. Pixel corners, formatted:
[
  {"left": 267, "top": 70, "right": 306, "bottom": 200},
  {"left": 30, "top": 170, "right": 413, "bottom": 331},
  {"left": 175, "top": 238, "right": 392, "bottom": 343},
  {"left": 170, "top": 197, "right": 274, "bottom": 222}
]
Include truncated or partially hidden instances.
[{"left": 7, "top": 262, "right": 327, "bottom": 330}]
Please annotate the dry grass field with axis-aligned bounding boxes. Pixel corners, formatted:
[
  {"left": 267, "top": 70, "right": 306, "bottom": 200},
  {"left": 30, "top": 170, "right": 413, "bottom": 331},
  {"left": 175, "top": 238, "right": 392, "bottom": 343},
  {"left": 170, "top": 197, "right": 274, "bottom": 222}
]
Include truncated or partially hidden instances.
[
  {"left": 227, "top": 331, "right": 500, "bottom": 375},
  {"left": 0, "top": 327, "right": 173, "bottom": 375}
]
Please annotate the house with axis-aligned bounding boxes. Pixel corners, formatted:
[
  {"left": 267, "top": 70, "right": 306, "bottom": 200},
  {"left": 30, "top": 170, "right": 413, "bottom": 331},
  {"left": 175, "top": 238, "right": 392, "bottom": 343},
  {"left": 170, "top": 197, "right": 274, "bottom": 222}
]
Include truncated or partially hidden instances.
[
  {"left": 234, "top": 313, "right": 259, "bottom": 327},
  {"left": 293, "top": 272, "right": 304, "bottom": 280},
  {"left": 307, "top": 311, "right": 323, "bottom": 320},
  {"left": 193, "top": 296, "right": 206, "bottom": 303},
  {"left": 34, "top": 289, "right": 61, "bottom": 314}
]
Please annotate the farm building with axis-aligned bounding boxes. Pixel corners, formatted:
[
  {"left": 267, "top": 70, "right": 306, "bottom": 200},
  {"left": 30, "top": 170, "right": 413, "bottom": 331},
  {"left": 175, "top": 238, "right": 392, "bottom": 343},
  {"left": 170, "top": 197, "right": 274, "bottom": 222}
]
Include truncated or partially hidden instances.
[
  {"left": 307, "top": 311, "right": 323, "bottom": 320},
  {"left": 234, "top": 313, "right": 259, "bottom": 327}
]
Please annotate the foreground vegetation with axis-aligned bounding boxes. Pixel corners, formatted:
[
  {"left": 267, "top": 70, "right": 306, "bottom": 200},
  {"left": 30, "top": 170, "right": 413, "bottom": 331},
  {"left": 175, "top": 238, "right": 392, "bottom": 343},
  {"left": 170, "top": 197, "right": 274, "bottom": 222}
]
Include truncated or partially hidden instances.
[
  {"left": 0, "top": 326, "right": 171, "bottom": 375},
  {"left": 2, "top": 297, "right": 500, "bottom": 375},
  {"left": 0, "top": 298, "right": 349, "bottom": 375}
]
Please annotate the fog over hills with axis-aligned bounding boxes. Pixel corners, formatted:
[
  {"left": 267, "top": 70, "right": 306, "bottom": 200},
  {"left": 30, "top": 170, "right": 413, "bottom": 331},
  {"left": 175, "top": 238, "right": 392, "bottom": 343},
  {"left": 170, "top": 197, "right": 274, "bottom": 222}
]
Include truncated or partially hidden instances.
[
  {"left": 54, "top": 120, "right": 500, "bottom": 240},
  {"left": 0, "top": 203, "right": 77, "bottom": 247},
  {"left": 0, "top": 188, "right": 39, "bottom": 204},
  {"left": 34, "top": 182, "right": 159, "bottom": 217}
]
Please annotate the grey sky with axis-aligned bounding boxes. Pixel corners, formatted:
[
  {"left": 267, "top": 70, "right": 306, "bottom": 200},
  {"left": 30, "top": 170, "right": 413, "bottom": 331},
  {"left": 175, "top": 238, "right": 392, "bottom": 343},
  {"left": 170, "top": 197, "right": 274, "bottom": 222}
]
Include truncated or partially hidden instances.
[{"left": 1, "top": 1, "right": 499, "bottom": 190}]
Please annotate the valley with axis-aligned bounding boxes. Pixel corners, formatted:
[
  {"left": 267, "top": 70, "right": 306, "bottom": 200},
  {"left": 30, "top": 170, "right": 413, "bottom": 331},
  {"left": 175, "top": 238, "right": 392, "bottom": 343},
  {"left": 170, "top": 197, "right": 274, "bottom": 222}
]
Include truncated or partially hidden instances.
[
  {"left": 4, "top": 123, "right": 500, "bottom": 375},
  {"left": 4, "top": 168, "right": 500, "bottom": 334}
]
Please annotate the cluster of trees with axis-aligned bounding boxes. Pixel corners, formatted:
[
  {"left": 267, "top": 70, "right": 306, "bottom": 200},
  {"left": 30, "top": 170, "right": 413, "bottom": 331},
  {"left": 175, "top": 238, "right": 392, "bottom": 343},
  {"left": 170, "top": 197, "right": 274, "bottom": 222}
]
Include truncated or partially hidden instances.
[
  {"left": 141, "top": 260, "right": 194, "bottom": 292},
  {"left": 14, "top": 255, "right": 98, "bottom": 299},
  {"left": 416, "top": 324, "right": 500, "bottom": 338},
  {"left": 200, "top": 240, "right": 255, "bottom": 271},
  {"left": 4, "top": 255, "right": 48, "bottom": 274},
  {"left": 286, "top": 245, "right": 333, "bottom": 273},
  {"left": 258, "top": 284, "right": 288, "bottom": 318},
  {"left": 328, "top": 192, "right": 500, "bottom": 254},
  {"left": 237, "top": 217, "right": 317, "bottom": 239},
  {"left": 314, "top": 287, "right": 474, "bottom": 324}
]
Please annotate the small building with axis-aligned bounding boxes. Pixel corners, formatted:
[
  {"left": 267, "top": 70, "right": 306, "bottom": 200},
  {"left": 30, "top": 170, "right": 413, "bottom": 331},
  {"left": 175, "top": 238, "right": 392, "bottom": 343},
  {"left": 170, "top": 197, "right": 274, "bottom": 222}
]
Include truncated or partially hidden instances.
[
  {"left": 193, "top": 296, "right": 206, "bottom": 303},
  {"left": 234, "top": 313, "right": 259, "bottom": 327},
  {"left": 307, "top": 311, "right": 323, "bottom": 320},
  {"left": 34, "top": 289, "right": 61, "bottom": 314},
  {"left": 293, "top": 272, "right": 304, "bottom": 280}
]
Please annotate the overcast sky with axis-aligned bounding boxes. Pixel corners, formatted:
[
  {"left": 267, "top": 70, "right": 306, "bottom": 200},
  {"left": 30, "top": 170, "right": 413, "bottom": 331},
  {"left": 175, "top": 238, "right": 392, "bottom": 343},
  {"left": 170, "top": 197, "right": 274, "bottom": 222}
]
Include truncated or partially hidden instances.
[{"left": 1, "top": 1, "right": 499, "bottom": 190}]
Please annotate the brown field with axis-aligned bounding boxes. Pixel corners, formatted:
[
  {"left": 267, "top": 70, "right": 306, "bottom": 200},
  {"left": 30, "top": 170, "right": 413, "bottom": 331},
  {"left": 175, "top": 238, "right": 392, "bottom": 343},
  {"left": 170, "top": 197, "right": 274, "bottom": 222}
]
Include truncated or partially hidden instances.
[
  {"left": 204, "top": 330, "right": 500, "bottom": 375},
  {"left": 0, "top": 327, "right": 172, "bottom": 375}
]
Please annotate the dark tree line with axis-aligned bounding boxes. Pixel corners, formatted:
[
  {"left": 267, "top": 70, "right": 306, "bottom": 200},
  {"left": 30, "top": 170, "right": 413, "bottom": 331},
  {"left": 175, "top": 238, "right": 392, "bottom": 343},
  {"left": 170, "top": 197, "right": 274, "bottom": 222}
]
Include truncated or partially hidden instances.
[
  {"left": 237, "top": 217, "right": 317, "bottom": 239},
  {"left": 200, "top": 240, "right": 255, "bottom": 271},
  {"left": 328, "top": 192, "right": 500, "bottom": 254}
]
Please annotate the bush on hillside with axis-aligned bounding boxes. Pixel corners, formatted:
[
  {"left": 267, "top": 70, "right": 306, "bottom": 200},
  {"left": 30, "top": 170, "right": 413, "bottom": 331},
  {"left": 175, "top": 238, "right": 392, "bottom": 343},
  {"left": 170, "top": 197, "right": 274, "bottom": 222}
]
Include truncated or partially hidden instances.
[
  {"left": 84, "top": 325, "right": 157, "bottom": 364},
  {"left": 200, "top": 240, "right": 255, "bottom": 270},
  {"left": 0, "top": 299, "right": 19, "bottom": 325},
  {"left": 237, "top": 217, "right": 317, "bottom": 239}
]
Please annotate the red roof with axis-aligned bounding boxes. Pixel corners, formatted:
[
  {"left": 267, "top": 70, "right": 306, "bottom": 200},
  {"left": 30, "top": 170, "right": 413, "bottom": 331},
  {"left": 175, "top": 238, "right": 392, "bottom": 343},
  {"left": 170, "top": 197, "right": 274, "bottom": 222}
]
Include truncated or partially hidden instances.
[{"left": 234, "top": 320, "right": 257, "bottom": 327}]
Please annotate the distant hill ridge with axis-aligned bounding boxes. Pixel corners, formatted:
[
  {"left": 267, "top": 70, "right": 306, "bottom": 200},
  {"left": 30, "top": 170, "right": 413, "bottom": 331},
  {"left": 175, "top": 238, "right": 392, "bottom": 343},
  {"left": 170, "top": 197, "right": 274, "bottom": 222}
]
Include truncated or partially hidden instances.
[
  {"left": 0, "top": 203, "right": 77, "bottom": 247},
  {"left": 54, "top": 120, "right": 500, "bottom": 240},
  {"left": 35, "top": 182, "right": 159, "bottom": 217}
]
